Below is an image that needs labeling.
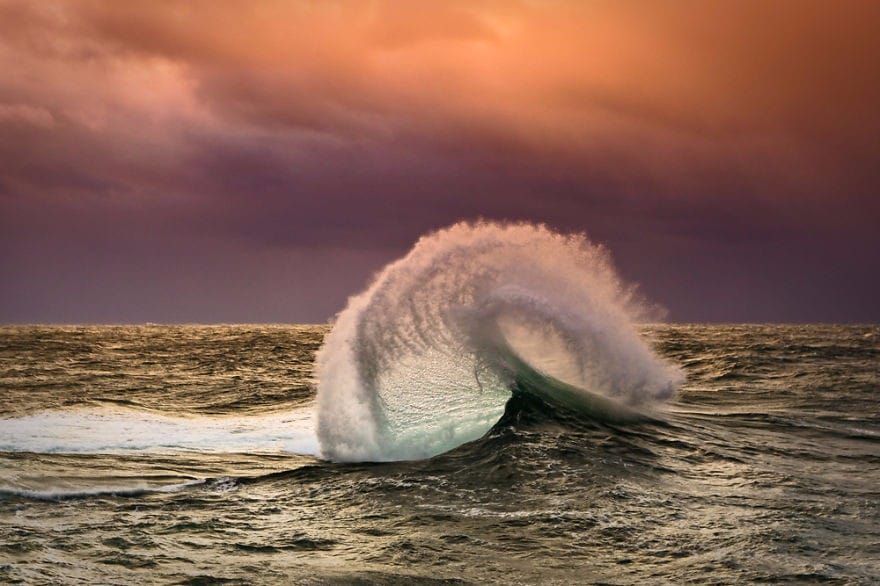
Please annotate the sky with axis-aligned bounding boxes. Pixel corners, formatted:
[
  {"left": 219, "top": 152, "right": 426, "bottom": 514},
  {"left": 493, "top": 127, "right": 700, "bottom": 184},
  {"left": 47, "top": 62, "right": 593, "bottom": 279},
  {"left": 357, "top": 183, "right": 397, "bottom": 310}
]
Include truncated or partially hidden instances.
[{"left": 1, "top": 0, "right": 878, "bottom": 324}]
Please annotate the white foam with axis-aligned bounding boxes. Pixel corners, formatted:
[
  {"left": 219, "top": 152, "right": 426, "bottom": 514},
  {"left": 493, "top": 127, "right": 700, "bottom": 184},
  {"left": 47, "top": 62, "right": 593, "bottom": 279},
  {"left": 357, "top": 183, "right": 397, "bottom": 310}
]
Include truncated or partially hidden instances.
[{"left": 0, "top": 407, "right": 319, "bottom": 456}]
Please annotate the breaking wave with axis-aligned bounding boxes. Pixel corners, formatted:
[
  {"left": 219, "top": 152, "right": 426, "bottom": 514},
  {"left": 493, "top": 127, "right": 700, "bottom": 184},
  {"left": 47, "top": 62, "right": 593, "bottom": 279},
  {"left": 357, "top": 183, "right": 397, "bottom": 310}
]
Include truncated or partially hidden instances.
[{"left": 316, "top": 222, "right": 683, "bottom": 462}]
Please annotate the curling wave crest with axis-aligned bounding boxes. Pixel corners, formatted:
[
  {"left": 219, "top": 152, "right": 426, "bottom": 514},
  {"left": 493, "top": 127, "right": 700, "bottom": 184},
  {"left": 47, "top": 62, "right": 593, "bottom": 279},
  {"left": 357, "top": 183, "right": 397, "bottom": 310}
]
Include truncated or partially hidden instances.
[{"left": 316, "top": 222, "right": 683, "bottom": 462}]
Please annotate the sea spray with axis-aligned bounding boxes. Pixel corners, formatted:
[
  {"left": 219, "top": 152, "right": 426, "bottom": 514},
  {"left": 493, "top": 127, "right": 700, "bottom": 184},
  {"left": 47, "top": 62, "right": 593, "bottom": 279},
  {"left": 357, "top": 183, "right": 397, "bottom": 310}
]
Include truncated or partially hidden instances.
[{"left": 316, "top": 222, "right": 683, "bottom": 462}]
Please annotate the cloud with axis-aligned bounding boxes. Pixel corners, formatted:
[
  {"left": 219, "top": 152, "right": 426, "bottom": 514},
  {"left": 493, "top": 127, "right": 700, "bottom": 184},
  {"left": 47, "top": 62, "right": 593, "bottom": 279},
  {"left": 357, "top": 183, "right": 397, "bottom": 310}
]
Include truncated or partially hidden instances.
[
  {"left": 0, "top": 103, "right": 54, "bottom": 127},
  {"left": 1, "top": 0, "right": 878, "bottom": 321}
]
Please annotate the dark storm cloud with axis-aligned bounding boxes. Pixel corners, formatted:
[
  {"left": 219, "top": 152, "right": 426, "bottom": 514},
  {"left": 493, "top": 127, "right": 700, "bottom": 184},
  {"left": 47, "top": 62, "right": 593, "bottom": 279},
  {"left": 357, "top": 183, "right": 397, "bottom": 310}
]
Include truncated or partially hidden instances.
[{"left": 1, "top": 0, "right": 878, "bottom": 322}]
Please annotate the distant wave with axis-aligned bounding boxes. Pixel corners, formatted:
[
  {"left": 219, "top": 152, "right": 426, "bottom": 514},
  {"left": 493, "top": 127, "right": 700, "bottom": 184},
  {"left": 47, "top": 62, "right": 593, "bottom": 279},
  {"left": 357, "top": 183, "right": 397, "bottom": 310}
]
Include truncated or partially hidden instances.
[
  {"left": 0, "top": 479, "right": 206, "bottom": 502},
  {"left": 316, "top": 222, "right": 683, "bottom": 462}
]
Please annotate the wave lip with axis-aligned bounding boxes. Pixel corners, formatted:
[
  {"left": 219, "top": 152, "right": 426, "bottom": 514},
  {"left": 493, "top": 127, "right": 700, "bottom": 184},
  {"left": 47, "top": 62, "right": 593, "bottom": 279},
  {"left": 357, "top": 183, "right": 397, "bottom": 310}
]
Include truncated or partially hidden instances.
[{"left": 316, "top": 221, "right": 683, "bottom": 462}]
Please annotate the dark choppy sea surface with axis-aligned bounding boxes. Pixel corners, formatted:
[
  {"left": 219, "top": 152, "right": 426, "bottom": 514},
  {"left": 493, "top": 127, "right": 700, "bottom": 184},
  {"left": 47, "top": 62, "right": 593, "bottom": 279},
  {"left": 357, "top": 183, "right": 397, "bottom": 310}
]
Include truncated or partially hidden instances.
[{"left": 1, "top": 324, "right": 878, "bottom": 584}]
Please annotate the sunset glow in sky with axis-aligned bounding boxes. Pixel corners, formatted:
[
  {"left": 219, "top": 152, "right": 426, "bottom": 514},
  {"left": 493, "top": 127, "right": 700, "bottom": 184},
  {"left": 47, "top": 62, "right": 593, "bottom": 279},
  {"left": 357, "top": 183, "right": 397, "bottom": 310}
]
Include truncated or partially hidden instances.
[{"left": 1, "top": 1, "right": 878, "bottom": 323}]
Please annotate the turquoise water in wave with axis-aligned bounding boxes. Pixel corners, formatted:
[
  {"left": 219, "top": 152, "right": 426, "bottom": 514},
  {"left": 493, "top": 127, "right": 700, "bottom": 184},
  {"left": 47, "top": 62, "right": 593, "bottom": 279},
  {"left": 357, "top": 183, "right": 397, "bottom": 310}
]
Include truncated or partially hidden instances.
[{"left": 1, "top": 324, "right": 878, "bottom": 584}]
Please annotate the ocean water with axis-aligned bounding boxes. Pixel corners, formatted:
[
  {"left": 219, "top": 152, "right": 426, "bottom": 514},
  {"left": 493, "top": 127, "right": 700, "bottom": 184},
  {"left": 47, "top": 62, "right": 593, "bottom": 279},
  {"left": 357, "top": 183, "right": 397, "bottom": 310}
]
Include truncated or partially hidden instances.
[{"left": 1, "top": 323, "right": 878, "bottom": 584}]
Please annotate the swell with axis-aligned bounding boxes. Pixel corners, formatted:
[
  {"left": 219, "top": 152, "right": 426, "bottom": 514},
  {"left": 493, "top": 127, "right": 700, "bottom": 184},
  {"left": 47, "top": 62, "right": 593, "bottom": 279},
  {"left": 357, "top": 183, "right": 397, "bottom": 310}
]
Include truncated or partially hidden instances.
[{"left": 0, "top": 479, "right": 207, "bottom": 502}]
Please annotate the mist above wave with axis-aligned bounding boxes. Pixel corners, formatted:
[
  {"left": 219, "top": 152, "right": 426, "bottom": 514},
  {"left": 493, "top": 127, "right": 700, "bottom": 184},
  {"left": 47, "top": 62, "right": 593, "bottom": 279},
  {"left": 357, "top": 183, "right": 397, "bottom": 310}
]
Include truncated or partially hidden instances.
[{"left": 316, "top": 222, "right": 683, "bottom": 462}]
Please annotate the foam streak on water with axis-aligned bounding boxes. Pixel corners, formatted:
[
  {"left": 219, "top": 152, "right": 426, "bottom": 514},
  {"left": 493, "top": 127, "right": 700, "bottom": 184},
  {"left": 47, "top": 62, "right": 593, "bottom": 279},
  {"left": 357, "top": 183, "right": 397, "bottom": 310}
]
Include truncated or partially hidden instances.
[
  {"left": 0, "top": 408, "right": 318, "bottom": 455},
  {"left": 316, "top": 222, "right": 683, "bottom": 461}
]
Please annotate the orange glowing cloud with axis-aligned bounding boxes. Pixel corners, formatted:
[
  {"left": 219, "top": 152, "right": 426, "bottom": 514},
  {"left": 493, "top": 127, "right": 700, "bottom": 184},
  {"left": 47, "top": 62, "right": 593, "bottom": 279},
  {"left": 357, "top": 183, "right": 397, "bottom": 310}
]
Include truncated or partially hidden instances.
[
  {"left": 1, "top": 1, "right": 878, "bottom": 322},
  {"left": 22, "top": 0, "right": 868, "bottom": 210}
]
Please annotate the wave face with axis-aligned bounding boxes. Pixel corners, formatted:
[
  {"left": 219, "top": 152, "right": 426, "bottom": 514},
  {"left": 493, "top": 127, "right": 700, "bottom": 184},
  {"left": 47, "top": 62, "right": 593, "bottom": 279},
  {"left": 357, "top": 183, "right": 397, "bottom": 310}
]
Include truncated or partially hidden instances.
[{"left": 316, "top": 222, "right": 683, "bottom": 462}]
